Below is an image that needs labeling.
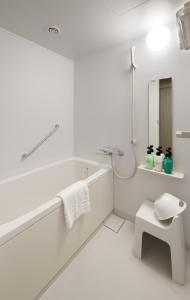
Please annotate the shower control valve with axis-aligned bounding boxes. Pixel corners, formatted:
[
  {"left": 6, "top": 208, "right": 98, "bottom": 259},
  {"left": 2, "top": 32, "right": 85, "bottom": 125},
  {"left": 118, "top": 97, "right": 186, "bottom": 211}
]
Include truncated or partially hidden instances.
[{"left": 96, "top": 147, "right": 124, "bottom": 157}]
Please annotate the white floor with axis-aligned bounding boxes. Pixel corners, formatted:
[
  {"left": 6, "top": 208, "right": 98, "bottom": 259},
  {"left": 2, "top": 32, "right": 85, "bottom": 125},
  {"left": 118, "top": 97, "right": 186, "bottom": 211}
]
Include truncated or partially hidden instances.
[{"left": 39, "top": 220, "right": 190, "bottom": 300}]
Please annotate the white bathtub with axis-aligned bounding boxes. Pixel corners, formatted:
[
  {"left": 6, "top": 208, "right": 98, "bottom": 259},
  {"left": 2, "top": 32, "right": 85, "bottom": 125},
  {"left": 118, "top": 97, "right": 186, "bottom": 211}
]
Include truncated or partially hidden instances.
[{"left": 0, "top": 158, "right": 113, "bottom": 300}]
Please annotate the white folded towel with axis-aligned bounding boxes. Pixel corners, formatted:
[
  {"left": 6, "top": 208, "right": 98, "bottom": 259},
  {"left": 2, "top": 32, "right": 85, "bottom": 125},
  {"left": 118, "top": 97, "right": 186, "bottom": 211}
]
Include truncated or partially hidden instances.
[{"left": 57, "top": 181, "right": 91, "bottom": 229}]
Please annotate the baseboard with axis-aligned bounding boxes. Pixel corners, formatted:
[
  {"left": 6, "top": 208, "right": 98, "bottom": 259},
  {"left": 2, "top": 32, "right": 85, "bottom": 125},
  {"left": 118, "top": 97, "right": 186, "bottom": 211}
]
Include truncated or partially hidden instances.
[{"left": 114, "top": 209, "right": 190, "bottom": 252}]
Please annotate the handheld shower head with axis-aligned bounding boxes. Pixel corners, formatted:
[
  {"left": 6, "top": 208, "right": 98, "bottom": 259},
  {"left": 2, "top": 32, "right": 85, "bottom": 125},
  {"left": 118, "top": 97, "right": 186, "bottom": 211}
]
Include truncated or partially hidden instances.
[{"left": 130, "top": 46, "right": 137, "bottom": 70}]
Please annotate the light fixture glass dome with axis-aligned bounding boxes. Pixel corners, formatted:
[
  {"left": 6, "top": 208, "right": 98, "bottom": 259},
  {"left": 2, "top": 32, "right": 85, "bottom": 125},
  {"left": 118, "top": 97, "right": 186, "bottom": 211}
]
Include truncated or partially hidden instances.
[{"left": 146, "top": 25, "right": 171, "bottom": 51}]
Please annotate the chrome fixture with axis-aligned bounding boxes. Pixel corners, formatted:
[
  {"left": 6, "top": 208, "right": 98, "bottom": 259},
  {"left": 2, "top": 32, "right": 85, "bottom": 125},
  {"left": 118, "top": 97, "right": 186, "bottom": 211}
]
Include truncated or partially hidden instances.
[
  {"left": 96, "top": 147, "right": 124, "bottom": 156},
  {"left": 176, "top": 131, "right": 190, "bottom": 139},
  {"left": 177, "top": 1, "right": 190, "bottom": 50},
  {"left": 21, "top": 124, "right": 60, "bottom": 161}
]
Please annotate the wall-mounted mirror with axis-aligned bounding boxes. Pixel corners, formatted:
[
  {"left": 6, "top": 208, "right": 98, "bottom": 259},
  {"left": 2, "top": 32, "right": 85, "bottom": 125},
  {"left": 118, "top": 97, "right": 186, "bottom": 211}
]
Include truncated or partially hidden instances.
[{"left": 148, "top": 78, "right": 172, "bottom": 151}]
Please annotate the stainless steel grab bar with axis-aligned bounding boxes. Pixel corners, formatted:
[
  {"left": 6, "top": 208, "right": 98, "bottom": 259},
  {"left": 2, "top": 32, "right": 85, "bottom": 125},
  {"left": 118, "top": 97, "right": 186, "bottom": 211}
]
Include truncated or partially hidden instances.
[{"left": 21, "top": 124, "right": 60, "bottom": 161}]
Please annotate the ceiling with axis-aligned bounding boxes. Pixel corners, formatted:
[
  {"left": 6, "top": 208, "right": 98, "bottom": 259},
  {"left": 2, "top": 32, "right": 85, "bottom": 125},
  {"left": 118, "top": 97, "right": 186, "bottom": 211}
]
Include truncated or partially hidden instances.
[{"left": 0, "top": 0, "right": 185, "bottom": 59}]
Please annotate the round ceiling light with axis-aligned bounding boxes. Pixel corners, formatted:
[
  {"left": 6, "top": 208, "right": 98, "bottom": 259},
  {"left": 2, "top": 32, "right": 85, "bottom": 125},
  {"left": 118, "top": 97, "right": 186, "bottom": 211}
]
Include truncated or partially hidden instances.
[{"left": 146, "top": 25, "right": 171, "bottom": 51}]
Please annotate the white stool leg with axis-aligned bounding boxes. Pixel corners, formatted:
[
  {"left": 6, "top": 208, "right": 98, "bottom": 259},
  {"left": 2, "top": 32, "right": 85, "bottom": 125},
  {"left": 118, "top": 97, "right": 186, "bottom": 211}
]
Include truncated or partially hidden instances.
[
  {"left": 170, "top": 216, "right": 186, "bottom": 285},
  {"left": 134, "top": 221, "right": 143, "bottom": 259},
  {"left": 170, "top": 243, "right": 186, "bottom": 285}
]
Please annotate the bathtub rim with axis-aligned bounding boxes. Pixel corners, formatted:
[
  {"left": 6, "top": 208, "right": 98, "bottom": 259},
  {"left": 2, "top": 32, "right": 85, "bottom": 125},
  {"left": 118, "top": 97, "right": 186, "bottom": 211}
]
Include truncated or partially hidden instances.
[
  {"left": 0, "top": 156, "right": 109, "bottom": 186},
  {"left": 0, "top": 157, "right": 112, "bottom": 247}
]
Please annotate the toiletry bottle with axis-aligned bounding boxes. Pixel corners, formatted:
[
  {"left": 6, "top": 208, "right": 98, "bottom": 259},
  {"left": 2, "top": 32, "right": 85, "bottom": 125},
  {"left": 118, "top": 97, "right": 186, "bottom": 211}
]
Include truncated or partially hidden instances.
[
  {"left": 163, "top": 149, "right": 173, "bottom": 174},
  {"left": 149, "top": 145, "right": 155, "bottom": 166},
  {"left": 158, "top": 146, "right": 164, "bottom": 169},
  {"left": 145, "top": 148, "right": 154, "bottom": 170},
  {"left": 154, "top": 148, "right": 163, "bottom": 172},
  {"left": 158, "top": 146, "right": 165, "bottom": 160}
]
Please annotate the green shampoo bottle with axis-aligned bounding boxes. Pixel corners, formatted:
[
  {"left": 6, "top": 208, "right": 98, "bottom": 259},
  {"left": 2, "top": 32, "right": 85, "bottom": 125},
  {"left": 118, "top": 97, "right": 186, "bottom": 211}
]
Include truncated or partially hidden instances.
[{"left": 163, "top": 152, "right": 173, "bottom": 174}]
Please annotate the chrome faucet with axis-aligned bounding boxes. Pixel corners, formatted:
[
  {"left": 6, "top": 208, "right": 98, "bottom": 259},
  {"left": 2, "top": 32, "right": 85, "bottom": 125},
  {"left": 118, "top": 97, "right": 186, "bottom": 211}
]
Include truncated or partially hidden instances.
[{"left": 96, "top": 146, "right": 124, "bottom": 156}]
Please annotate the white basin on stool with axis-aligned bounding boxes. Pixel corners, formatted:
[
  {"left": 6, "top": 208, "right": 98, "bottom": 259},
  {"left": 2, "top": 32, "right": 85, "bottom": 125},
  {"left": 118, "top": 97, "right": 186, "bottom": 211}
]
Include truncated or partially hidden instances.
[
  {"left": 133, "top": 195, "right": 187, "bottom": 285},
  {"left": 155, "top": 193, "right": 187, "bottom": 221}
]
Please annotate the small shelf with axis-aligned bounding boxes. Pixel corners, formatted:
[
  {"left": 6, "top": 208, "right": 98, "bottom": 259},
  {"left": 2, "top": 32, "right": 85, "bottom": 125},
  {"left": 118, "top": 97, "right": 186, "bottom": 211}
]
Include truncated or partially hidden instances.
[{"left": 138, "top": 165, "right": 184, "bottom": 179}]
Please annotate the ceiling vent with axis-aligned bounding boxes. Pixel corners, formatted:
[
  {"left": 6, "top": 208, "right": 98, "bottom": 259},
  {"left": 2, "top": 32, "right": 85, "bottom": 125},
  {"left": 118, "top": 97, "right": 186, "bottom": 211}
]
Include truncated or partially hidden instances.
[
  {"left": 48, "top": 26, "right": 61, "bottom": 34},
  {"left": 105, "top": 0, "right": 150, "bottom": 16}
]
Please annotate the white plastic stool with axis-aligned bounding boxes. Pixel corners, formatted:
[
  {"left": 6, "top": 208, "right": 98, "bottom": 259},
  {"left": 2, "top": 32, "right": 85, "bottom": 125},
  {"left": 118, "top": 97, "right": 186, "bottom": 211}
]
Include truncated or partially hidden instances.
[{"left": 134, "top": 200, "right": 186, "bottom": 285}]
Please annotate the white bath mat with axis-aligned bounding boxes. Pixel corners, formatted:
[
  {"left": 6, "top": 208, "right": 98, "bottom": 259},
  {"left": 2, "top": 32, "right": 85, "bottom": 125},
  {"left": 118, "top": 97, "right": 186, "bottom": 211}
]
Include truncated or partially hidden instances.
[{"left": 103, "top": 214, "right": 125, "bottom": 233}]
